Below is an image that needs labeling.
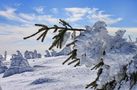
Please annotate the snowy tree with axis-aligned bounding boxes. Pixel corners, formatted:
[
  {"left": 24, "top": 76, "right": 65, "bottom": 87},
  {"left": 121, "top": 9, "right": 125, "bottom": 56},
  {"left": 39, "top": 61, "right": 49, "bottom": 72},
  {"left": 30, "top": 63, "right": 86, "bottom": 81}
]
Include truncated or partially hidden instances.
[
  {"left": 33, "top": 50, "right": 38, "bottom": 58},
  {"left": 33, "top": 50, "right": 41, "bottom": 58},
  {"left": 56, "top": 46, "right": 71, "bottom": 56},
  {"left": 44, "top": 50, "right": 51, "bottom": 57},
  {"left": 51, "top": 49, "right": 57, "bottom": 56},
  {"left": 0, "top": 55, "right": 4, "bottom": 61},
  {"left": 37, "top": 53, "right": 41, "bottom": 58},
  {"left": 4, "top": 51, "right": 7, "bottom": 61},
  {"left": 24, "top": 50, "right": 41, "bottom": 59},
  {"left": 3, "top": 52, "right": 33, "bottom": 77},
  {"left": 0, "top": 56, "right": 7, "bottom": 74},
  {"left": 24, "top": 50, "right": 31, "bottom": 59},
  {"left": 24, "top": 19, "right": 137, "bottom": 90},
  {"left": 47, "top": 46, "right": 71, "bottom": 57},
  {"left": 16, "top": 50, "right": 23, "bottom": 57}
]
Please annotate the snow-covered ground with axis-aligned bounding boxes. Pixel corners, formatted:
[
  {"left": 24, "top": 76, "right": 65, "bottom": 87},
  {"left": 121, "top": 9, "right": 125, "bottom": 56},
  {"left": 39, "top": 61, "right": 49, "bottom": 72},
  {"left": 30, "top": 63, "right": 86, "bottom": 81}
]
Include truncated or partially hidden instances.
[{"left": 0, "top": 56, "right": 96, "bottom": 90}]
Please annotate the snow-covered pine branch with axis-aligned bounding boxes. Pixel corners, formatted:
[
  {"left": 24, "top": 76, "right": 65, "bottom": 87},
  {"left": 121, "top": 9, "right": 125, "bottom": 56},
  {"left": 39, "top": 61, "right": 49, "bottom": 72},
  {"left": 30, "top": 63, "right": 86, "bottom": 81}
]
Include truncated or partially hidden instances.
[
  {"left": 24, "top": 20, "right": 137, "bottom": 90},
  {"left": 24, "top": 19, "right": 83, "bottom": 66}
]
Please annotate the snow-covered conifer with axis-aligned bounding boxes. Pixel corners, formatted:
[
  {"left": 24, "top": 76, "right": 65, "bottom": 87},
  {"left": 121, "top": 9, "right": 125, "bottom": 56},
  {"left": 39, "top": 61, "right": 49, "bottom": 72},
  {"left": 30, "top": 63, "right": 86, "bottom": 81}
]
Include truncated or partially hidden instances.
[
  {"left": 0, "top": 56, "right": 7, "bottom": 74},
  {"left": 3, "top": 52, "right": 33, "bottom": 77},
  {"left": 57, "top": 46, "right": 71, "bottom": 56},
  {"left": 44, "top": 50, "right": 51, "bottom": 57},
  {"left": 24, "top": 50, "right": 31, "bottom": 59}
]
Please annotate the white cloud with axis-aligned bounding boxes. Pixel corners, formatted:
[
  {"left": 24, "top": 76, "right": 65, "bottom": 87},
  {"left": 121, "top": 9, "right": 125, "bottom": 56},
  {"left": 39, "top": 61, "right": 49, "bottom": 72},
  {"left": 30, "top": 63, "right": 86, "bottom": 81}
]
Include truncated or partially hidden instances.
[
  {"left": 88, "top": 8, "right": 123, "bottom": 24},
  {"left": 0, "top": 7, "right": 61, "bottom": 54},
  {"left": 108, "top": 27, "right": 137, "bottom": 33},
  {"left": 0, "top": 7, "right": 59, "bottom": 25},
  {"left": 65, "top": 7, "right": 122, "bottom": 24},
  {"left": 35, "top": 15, "right": 58, "bottom": 24},
  {"left": 65, "top": 8, "right": 90, "bottom": 22},
  {"left": 19, "top": 14, "right": 59, "bottom": 25},
  {"left": 0, "top": 7, "right": 17, "bottom": 20},
  {"left": 19, "top": 13, "right": 35, "bottom": 21},
  {"left": 51, "top": 8, "right": 58, "bottom": 14},
  {"left": 34, "top": 6, "right": 44, "bottom": 14},
  {"left": 107, "top": 27, "right": 137, "bottom": 41},
  {"left": 0, "top": 24, "right": 52, "bottom": 54},
  {"left": 0, "top": 7, "right": 30, "bottom": 23},
  {"left": 0, "top": 7, "right": 123, "bottom": 26}
]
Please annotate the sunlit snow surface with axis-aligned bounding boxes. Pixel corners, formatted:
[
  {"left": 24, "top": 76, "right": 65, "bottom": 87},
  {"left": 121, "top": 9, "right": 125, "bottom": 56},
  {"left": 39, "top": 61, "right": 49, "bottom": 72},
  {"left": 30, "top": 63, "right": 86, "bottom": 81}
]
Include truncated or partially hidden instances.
[{"left": 0, "top": 56, "right": 96, "bottom": 90}]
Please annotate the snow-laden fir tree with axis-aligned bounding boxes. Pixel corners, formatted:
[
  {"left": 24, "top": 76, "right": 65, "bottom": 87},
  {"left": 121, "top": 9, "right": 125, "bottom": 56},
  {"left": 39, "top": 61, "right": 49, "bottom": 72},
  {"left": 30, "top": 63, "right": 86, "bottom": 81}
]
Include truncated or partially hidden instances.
[
  {"left": 57, "top": 46, "right": 71, "bottom": 56},
  {"left": 0, "top": 55, "right": 7, "bottom": 74},
  {"left": 3, "top": 51, "right": 33, "bottom": 77},
  {"left": 33, "top": 50, "right": 41, "bottom": 58},
  {"left": 51, "top": 49, "right": 57, "bottom": 56},
  {"left": 24, "top": 50, "right": 41, "bottom": 59},
  {"left": 44, "top": 50, "right": 51, "bottom": 57},
  {"left": 0, "top": 55, "right": 4, "bottom": 61},
  {"left": 24, "top": 19, "right": 137, "bottom": 90},
  {"left": 24, "top": 50, "right": 31, "bottom": 59},
  {"left": 48, "top": 46, "right": 71, "bottom": 57}
]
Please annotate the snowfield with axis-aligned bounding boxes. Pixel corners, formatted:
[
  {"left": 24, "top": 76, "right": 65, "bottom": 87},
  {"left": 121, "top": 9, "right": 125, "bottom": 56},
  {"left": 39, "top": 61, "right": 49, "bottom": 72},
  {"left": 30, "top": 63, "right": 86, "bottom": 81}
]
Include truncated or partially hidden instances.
[{"left": 0, "top": 56, "right": 96, "bottom": 90}]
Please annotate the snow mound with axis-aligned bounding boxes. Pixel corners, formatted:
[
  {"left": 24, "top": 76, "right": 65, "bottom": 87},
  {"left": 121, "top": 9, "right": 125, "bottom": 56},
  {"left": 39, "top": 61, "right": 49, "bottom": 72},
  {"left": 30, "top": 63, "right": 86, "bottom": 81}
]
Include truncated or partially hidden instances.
[{"left": 31, "top": 77, "right": 56, "bottom": 85}]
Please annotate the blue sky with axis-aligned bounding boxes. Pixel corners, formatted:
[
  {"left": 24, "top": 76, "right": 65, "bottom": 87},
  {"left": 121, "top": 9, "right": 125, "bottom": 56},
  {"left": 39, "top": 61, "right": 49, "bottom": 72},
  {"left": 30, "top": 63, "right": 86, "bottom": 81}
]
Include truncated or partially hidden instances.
[
  {"left": 0, "top": 0, "right": 137, "bottom": 53},
  {"left": 0, "top": 0, "right": 137, "bottom": 27}
]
